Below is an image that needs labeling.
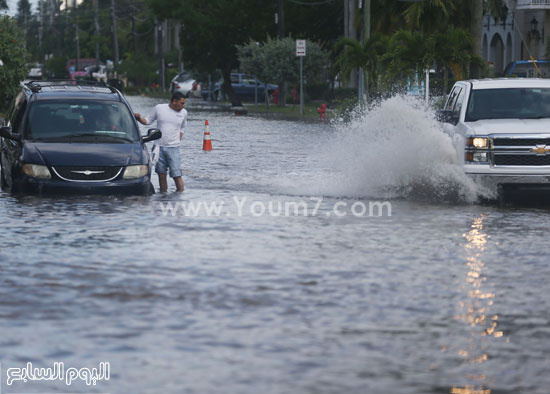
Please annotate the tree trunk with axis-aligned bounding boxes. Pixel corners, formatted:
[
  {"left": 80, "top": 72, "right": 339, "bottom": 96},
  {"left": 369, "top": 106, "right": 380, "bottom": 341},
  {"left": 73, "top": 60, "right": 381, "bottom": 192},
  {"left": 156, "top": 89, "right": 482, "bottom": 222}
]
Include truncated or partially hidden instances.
[
  {"left": 469, "top": 0, "right": 483, "bottom": 78},
  {"left": 222, "top": 67, "right": 242, "bottom": 107},
  {"left": 264, "top": 83, "right": 270, "bottom": 109},
  {"left": 346, "top": 0, "right": 358, "bottom": 89}
]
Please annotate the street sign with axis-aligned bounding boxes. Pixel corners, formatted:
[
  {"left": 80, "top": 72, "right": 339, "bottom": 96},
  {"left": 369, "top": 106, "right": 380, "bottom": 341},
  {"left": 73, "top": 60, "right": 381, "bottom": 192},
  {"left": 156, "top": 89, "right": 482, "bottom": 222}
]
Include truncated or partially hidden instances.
[{"left": 296, "top": 40, "right": 306, "bottom": 57}]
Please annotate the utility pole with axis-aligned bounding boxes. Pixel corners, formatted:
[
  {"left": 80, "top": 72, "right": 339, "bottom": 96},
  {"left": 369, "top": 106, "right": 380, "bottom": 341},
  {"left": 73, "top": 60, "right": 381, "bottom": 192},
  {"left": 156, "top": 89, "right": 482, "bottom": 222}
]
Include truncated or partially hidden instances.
[
  {"left": 157, "top": 19, "right": 165, "bottom": 92},
  {"left": 73, "top": 0, "right": 80, "bottom": 72},
  {"left": 111, "top": 0, "right": 119, "bottom": 66},
  {"left": 93, "top": 0, "right": 100, "bottom": 67},
  {"left": 277, "top": 0, "right": 286, "bottom": 106},
  {"left": 38, "top": 1, "right": 43, "bottom": 51},
  {"left": 362, "top": 0, "right": 371, "bottom": 102},
  {"left": 131, "top": 9, "right": 138, "bottom": 55},
  {"left": 174, "top": 21, "right": 183, "bottom": 72},
  {"left": 277, "top": 0, "right": 284, "bottom": 39}
]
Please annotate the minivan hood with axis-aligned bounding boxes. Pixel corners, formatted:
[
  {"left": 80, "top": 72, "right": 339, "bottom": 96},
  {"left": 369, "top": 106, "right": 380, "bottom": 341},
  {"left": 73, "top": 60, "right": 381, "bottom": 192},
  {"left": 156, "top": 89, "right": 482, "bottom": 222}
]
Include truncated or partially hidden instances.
[
  {"left": 24, "top": 142, "right": 145, "bottom": 167},
  {"left": 465, "top": 118, "right": 550, "bottom": 135}
]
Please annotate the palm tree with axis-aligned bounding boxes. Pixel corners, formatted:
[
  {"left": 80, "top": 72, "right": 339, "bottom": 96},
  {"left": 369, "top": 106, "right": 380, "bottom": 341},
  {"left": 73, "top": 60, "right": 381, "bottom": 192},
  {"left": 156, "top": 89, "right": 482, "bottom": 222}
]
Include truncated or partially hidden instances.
[
  {"left": 434, "top": 26, "right": 484, "bottom": 90},
  {"left": 403, "top": 0, "right": 456, "bottom": 32},
  {"left": 332, "top": 34, "right": 387, "bottom": 92},
  {"left": 380, "top": 29, "right": 436, "bottom": 91}
]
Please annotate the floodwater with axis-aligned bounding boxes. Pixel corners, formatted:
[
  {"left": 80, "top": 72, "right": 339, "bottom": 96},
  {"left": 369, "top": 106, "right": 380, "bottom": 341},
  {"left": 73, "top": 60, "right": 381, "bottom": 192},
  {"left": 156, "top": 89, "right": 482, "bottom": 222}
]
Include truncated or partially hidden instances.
[{"left": 0, "top": 95, "right": 548, "bottom": 394}]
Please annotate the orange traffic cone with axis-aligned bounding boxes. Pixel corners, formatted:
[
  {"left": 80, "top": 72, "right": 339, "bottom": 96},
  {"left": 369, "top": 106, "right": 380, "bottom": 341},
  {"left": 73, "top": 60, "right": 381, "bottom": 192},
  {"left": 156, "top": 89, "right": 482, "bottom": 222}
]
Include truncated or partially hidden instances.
[{"left": 202, "top": 120, "right": 212, "bottom": 151}]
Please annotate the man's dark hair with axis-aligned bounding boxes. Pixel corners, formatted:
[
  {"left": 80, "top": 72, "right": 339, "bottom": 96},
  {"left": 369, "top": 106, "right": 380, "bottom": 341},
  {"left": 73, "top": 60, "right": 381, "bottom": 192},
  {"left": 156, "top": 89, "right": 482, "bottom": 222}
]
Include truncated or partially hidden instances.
[{"left": 171, "top": 92, "right": 185, "bottom": 102}]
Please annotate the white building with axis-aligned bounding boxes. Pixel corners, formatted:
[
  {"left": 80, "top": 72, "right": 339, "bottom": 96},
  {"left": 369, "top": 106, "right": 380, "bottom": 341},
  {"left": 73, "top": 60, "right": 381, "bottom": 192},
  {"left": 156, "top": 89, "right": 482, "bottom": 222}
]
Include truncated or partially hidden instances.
[{"left": 483, "top": 0, "right": 550, "bottom": 74}]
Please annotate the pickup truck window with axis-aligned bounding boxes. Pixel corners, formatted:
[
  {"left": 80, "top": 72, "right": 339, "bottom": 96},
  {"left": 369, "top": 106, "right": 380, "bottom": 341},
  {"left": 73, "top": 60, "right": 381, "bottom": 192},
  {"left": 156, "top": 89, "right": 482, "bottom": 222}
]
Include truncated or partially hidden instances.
[
  {"left": 444, "top": 87, "right": 460, "bottom": 110},
  {"left": 465, "top": 88, "right": 550, "bottom": 121},
  {"left": 452, "top": 88, "right": 465, "bottom": 116}
]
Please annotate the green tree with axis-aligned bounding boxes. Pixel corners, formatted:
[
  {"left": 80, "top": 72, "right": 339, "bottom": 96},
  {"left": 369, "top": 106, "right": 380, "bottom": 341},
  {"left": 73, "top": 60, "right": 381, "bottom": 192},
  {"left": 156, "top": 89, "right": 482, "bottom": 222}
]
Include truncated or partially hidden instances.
[
  {"left": 16, "top": 0, "right": 32, "bottom": 28},
  {"left": 0, "top": 16, "right": 28, "bottom": 111},
  {"left": 148, "top": 0, "right": 276, "bottom": 107},
  {"left": 434, "top": 26, "right": 484, "bottom": 91},
  {"left": 237, "top": 37, "right": 328, "bottom": 106},
  {"left": 331, "top": 34, "right": 386, "bottom": 92},
  {"left": 380, "top": 30, "right": 435, "bottom": 91},
  {"left": 402, "top": 0, "right": 455, "bottom": 32}
]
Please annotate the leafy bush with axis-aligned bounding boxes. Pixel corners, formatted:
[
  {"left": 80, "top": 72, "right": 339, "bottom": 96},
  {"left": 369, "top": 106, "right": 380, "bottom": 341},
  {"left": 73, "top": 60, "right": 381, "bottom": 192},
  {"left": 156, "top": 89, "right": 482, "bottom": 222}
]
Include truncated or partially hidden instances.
[
  {"left": 0, "top": 16, "right": 28, "bottom": 112},
  {"left": 237, "top": 37, "right": 329, "bottom": 86},
  {"left": 306, "top": 83, "right": 330, "bottom": 100},
  {"left": 117, "top": 53, "right": 158, "bottom": 87},
  {"left": 45, "top": 56, "right": 68, "bottom": 79}
]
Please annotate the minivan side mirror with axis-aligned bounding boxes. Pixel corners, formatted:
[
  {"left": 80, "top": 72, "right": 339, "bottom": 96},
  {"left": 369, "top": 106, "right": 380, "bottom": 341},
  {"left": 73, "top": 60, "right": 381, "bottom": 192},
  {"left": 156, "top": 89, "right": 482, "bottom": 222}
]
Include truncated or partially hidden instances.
[
  {"left": 142, "top": 128, "right": 162, "bottom": 143},
  {"left": 0, "top": 126, "right": 20, "bottom": 141}
]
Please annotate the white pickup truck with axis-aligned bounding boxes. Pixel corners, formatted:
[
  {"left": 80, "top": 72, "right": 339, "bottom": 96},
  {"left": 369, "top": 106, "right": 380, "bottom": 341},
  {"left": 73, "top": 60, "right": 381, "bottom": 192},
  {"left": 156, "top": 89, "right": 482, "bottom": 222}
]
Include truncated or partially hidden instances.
[{"left": 439, "top": 78, "right": 550, "bottom": 192}]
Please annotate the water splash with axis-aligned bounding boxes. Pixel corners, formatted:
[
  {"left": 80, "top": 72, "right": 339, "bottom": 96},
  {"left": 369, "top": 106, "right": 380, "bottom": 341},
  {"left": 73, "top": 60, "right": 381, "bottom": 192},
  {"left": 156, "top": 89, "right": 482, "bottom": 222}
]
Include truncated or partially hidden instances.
[{"left": 279, "top": 95, "right": 496, "bottom": 203}]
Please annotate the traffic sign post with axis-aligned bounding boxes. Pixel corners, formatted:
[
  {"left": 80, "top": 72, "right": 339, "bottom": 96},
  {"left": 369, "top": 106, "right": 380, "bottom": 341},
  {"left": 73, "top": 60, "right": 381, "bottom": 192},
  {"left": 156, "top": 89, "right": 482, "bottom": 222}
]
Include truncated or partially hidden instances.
[{"left": 296, "top": 40, "right": 306, "bottom": 115}]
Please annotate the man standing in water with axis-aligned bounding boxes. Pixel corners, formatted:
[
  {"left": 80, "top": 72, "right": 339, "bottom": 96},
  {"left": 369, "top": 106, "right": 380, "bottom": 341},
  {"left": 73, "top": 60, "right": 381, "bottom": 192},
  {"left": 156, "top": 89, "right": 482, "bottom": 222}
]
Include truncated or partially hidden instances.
[{"left": 134, "top": 92, "right": 187, "bottom": 192}]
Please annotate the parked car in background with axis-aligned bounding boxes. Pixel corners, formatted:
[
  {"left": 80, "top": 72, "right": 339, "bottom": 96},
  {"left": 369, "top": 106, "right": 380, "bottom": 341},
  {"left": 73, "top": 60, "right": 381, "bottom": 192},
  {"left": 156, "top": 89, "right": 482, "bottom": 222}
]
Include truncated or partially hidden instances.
[
  {"left": 170, "top": 72, "right": 201, "bottom": 98},
  {"left": 201, "top": 81, "right": 221, "bottom": 101},
  {"left": 503, "top": 60, "right": 550, "bottom": 78},
  {"left": 201, "top": 73, "right": 278, "bottom": 102},
  {"left": 85, "top": 64, "right": 107, "bottom": 83},
  {"left": 27, "top": 64, "right": 44, "bottom": 80},
  {"left": 0, "top": 80, "right": 161, "bottom": 195},
  {"left": 67, "top": 58, "right": 100, "bottom": 81}
]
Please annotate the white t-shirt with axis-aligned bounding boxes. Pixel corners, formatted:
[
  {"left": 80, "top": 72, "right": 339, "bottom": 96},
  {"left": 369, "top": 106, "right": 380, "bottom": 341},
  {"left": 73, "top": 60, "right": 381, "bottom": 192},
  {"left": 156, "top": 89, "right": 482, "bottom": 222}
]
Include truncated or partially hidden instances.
[{"left": 143, "top": 104, "right": 188, "bottom": 147}]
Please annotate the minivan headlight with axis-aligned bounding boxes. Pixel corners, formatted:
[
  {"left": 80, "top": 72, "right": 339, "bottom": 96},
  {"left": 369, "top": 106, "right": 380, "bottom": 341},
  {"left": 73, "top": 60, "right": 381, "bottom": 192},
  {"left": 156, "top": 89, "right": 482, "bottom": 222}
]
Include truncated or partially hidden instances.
[
  {"left": 123, "top": 165, "right": 148, "bottom": 179},
  {"left": 22, "top": 164, "right": 51, "bottom": 179}
]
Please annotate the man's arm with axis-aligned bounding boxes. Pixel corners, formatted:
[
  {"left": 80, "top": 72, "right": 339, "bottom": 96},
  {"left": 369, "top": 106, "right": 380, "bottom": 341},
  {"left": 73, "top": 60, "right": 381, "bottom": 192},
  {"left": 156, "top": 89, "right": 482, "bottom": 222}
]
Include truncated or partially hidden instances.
[
  {"left": 179, "top": 110, "right": 188, "bottom": 140},
  {"left": 134, "top": 106, "right": 158, "bottom": 125},
  {"left": 134, "top": 113, "right": 148, "bottom": 125}
]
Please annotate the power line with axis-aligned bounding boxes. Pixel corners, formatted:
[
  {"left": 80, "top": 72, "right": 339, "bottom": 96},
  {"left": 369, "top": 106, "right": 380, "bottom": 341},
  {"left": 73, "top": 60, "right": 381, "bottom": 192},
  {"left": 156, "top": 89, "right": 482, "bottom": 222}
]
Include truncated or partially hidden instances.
[{"left": 288, "top": 0, "right": 335, "bottom": 5}]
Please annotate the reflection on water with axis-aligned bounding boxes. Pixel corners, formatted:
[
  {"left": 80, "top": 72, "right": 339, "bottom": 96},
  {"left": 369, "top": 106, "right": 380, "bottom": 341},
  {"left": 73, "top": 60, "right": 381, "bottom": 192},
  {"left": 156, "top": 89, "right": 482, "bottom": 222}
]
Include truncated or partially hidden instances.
[
  {"left": 0, "top": 97, "right": 548, "bottom": 394},
  {"left": 451, "top": 215, "right": 505, "bottom": 394}
]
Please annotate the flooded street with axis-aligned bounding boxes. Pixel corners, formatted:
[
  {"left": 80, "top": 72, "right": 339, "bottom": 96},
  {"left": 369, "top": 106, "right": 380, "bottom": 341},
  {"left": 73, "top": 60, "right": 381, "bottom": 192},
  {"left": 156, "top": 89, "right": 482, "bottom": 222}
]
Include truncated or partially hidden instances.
[{"left": 0, "top": 95, "right": 548, "bottom": 394}]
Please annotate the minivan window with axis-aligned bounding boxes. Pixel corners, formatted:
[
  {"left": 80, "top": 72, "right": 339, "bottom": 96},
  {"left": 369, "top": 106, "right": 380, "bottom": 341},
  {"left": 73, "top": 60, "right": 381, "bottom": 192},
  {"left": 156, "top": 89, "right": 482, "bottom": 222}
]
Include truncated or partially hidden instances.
[
  {"left": 465, "top": 88, "right": 550, "bottom": 121},
  {"left": 8, "top": 92, "right": 27, "bottom": 131},
  {"left": 24, "top": 100, "right": 140, "bottom": 142}
]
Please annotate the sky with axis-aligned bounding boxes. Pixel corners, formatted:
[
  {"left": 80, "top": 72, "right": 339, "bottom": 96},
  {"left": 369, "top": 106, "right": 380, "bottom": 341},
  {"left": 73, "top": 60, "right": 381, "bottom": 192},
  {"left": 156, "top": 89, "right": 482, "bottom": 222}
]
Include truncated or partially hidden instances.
[{"left": 5, "top": 0, "right": 39, "bottom": 16}]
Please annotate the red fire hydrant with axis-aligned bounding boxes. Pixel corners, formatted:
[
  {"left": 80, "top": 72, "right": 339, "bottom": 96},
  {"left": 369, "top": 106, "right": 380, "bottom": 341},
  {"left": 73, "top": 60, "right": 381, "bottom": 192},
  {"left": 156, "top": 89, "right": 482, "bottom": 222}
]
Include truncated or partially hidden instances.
[
  {"left": 317, "top": 103, "right": 327, "bottom": 120},
  {"left": 272, "top": 88, "right": 279, "bottom": 105}
]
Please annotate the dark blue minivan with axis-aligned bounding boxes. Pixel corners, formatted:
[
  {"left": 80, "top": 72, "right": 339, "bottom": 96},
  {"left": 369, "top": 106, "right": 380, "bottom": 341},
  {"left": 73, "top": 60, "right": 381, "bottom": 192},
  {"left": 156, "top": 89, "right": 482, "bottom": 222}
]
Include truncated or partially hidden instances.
[{"left": 0, "top": 81, "right": 161, "bottom": 195}]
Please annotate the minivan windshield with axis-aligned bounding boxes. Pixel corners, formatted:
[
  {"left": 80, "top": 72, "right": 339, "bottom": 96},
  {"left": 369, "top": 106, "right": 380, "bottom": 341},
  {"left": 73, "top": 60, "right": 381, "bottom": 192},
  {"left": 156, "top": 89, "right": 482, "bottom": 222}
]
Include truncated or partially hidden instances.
[
  {"left": 465, "top": 88, "right": 550, "bottom": 121},
  {"left": 25, "top": 100, "right": 140, "bottom": 142}
]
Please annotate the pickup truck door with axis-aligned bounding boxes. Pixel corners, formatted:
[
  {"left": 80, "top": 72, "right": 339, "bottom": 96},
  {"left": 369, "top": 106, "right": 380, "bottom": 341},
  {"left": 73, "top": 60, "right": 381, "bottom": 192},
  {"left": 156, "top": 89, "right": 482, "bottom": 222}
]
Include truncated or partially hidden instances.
[{"left": 445, "top": 85, "right": 468, "bottom": 162}]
